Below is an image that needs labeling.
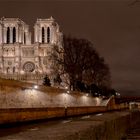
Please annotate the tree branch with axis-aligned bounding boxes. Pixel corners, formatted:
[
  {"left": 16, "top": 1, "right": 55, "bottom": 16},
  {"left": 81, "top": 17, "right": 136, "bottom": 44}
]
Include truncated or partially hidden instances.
[{"left": 128, "top": 0, "right": 140, "bottom": 6}]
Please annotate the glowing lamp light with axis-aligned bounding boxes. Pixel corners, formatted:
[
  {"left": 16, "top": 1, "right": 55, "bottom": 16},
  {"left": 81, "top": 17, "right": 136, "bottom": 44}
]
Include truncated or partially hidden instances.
[
  {"left": 67, "top": 90, "right": 70, "bottom": 94},
  {"left": 65, "top": 86, "right": 68, "bottom": 89},
  {"left": 34, "top": 85, "right": 38, "bottom": 89},
  {"left": 95, "top": 93, "right": 98, "bottom": 96},
  {"left": 116, "top": 92, "right": 121, "bottom": 96},
  {"left": 86, "top": 93, "right": 89, "bottom": 97}
]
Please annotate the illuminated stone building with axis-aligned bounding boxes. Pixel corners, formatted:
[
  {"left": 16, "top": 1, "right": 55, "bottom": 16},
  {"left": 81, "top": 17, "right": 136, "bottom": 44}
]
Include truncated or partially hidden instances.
[{"left": 0, "top": 17, "right": 63, "bottom": 85}]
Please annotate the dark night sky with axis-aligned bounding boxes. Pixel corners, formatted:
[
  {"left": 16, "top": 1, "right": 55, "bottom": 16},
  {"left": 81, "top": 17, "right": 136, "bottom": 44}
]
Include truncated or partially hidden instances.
[{"left": 0, "top": 0, "right": 140, "bottom": 96}]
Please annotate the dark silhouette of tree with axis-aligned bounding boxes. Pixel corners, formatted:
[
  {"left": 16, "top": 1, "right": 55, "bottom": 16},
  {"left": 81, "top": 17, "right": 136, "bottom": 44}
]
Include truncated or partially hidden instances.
[
  {"left": 89, "top": 84, "right": 100, "bottom": 94},
  {"left": 63, "top": 35, "right": 111, "bottom": 91},
  {"left": 48, "top": 44, "right": 64, "bottom": 84},
  {"left": 108, "top": 89, "right": 116, "bottom": 96},
  {"left": 76, "top": 81, "right": 87, "bottom": 92},
  {"left": 128, "top": 0, "right": 140, "bottom": 6},
  {"left": 54, "top": 74, "right": 62, "bottom": 85},
  {"left": 43, "top": 75, "right": 51, "bottom": 86},
  {"left": 50, "top": 35, "right": 111, "bottom": 95},
  {"left": 89, "top": 57, "right": 111, "bottom": 88}
]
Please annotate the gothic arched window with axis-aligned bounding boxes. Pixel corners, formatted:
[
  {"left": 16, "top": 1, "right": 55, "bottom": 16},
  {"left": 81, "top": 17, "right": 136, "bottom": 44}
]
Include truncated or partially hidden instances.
[
  {"left": 42, "top": 27, "right": 45, "bottom": 43},
  {"left": 24, "top": 32, "right": 26, "bottom": 44},
  {"left": 47, "top": 27, "right": 50, "bottom": 43},
  {"left": 7, "top": 27, "right": 10, "bottom": 44},
  {"left": 13, "top": 27, "right": 16, "bottom": 43}
]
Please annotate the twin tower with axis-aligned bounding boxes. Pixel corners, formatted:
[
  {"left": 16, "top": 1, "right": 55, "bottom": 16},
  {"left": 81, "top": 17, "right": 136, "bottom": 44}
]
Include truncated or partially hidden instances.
[{"left": 0, "top": 17, "right": 63, "bottom": 85}]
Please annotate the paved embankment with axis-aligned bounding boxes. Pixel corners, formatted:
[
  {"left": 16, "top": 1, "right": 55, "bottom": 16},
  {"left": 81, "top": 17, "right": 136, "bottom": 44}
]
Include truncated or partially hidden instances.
[{"left": 0, "top": 111, "right": 139, "bottom": 140}]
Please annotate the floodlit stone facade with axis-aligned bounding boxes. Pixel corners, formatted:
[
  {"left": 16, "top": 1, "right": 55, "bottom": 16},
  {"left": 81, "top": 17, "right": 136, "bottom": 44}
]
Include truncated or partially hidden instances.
[{"left": 0, "top": 17, "right": 63, "bottom": 85}]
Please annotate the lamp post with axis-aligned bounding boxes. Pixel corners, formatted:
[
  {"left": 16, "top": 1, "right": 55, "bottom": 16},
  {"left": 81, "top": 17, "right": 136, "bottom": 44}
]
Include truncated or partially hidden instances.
[
  {"left": 64, "top": 86, "right": 69, "bottom": 108},
  {"left": 34, "top": 85, "right": 38, "bottom": 89},
  {"left": 64, "top": 92, "right": 67, "bottom": 108},
  {"left": 64, "top": 91, "right": 68, "bottom": 117}
]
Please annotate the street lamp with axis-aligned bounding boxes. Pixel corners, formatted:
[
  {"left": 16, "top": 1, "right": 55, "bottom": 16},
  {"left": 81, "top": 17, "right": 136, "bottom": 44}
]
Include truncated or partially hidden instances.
[
  {"left": 86, "top": 93, "right": 89, "bottom": 97},
  {"left": 65, "top": 86, "right": 68, "bottom": 89},
  {"left": 67, "top": 90, "right": 70, "bottom": 94},
  {"left": 34, "top": 85, "right": 38, "bottom": 89},
  {"left": 116, "top": 92, "right": 121, "bottom": 97},
  {"left": 64, "top": 92, "right": 67, "bottom": 108}
]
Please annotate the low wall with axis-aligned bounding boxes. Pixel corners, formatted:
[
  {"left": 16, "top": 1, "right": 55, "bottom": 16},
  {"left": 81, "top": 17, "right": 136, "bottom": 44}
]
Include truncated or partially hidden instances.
[
  {"left": 0, "top": 107, "right": 66, "bottom": 124},
  {"left": 0, "top": 107, "right": 107, "bottom": 124},
  {"left": 67, "top": 106, "right": 107, "bottom": 116}
]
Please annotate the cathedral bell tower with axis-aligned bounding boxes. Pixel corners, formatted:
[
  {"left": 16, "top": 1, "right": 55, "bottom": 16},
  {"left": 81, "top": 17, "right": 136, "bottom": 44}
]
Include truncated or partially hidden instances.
[
  {"left": 0, "top": 17, "right": 63, "bottom": 85},
  {"left": 0, "top": 17, "right": 31, "bottom": 75},
  {"left": 33, "top": 17, "right": 63, "bottom": 85}
]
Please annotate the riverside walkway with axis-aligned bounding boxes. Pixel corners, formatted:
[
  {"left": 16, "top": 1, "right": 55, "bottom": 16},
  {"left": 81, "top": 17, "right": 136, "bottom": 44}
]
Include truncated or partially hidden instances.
[{"left": 0, "top": 111, "right": 139, "bottom": 140}]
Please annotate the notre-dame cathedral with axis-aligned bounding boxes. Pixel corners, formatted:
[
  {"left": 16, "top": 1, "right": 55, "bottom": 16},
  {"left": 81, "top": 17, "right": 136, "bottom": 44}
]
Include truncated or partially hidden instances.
[{"left": 0, "top": 17, "right": 63, "bottom": 85}]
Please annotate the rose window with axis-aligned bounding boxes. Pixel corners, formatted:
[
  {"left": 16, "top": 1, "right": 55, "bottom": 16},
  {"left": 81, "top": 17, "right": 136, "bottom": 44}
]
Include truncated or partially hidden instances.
[{"left": 23, "top": 62, "right": 35, "bottom": 72}]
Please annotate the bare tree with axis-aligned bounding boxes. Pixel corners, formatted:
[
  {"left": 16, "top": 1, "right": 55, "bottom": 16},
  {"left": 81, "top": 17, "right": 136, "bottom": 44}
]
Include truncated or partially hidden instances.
[
  {"left": 128, "top": 0, "right": 140, "bottom": 6},
  {"left": 50, "top": 35, "right": 111, "bottom": 91},
  {"left": 82, "top": 57, "right": 111, "bottom": 89},
  {"left": 63, "top": 35, "right": 111, "bottom": 90}
]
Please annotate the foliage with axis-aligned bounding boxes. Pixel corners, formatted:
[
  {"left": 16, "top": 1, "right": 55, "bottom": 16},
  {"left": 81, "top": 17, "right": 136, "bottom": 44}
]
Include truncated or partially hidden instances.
[
  {"left": 43, "top": 75, "right": 51, "bottom": 86},
  {"left": 54, "top": 74, "right": 62, "bottom": 85},
  {"left": 63, "top": 35, "right": 111, "bottom": 91},
  {"left": 75, "top": 81, "right": 116, "bottom": 97},
  {"left": 50, "top": 35, "right": 112, "bottom": 96}
]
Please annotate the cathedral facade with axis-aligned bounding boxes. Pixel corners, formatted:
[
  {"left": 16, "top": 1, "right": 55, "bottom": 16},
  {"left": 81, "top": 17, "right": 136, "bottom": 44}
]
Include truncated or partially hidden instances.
[{"left": 0, "top": 17, "right": 63, "bottom": 85}]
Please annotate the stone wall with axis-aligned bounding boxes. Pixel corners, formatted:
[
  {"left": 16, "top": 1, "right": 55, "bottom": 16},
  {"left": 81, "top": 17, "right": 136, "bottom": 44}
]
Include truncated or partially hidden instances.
[
  {"left": 0, "top": 84, "right": 109, "bottom": 108},
  {"left": 0, "top": 107, "right": 107, "bottom": 124},
  {"left": 0, "top": 108, "right": 65, "bottom": 124}
]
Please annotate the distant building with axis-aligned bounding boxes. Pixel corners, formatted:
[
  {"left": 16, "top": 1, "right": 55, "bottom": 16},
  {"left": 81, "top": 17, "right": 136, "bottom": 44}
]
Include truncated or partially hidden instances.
[{"left": 0, "top": 17, "right": 63, "bottom": 85}]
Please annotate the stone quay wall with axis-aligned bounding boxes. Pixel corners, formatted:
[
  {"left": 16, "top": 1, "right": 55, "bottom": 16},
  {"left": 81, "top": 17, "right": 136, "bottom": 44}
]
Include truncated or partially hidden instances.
[
  {"left": 0, "top": 84, "right": 108, "bottom": 108},
  {"left": 0, "top": 79, "right": 129, "bottom": 125},
  {"left": 0, "top": 106, "right": 107, "bottom": 124}
]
